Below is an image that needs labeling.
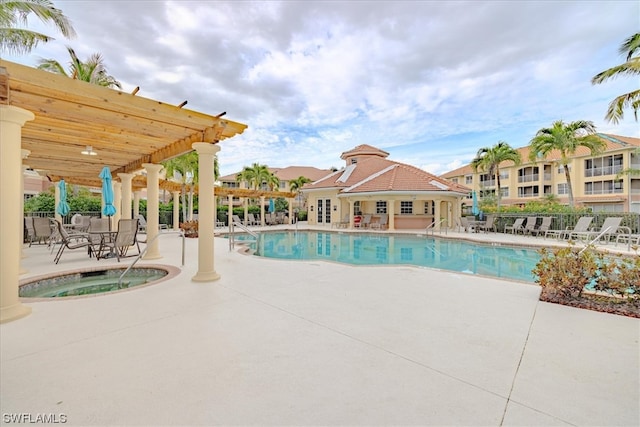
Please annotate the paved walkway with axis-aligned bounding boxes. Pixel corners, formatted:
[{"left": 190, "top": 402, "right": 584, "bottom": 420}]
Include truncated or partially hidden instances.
[{"left": 1, "top": 226, "right": 638, "bottom": 426}]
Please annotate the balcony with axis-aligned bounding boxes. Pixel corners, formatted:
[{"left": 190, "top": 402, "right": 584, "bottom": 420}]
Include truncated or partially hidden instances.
[
  {"left": 584, "top": 165, "right": 624, "bottom": 177},
  {"left": 518, "top": 174, "right": 539, "bottom": 183},
  {"left": 584, "top": 188, "right": 624, "bottom": 195}
]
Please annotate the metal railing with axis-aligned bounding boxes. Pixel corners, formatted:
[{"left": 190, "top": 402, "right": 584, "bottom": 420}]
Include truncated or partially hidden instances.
[
  {"left": 118, "top": 230, "right": 185, "bottom": 287},
  {"left": 425, "top": 218, "right": 449, "bottom": 236},
  {"left": 228, "top": 221, "right": 259, "bottom": 251}
]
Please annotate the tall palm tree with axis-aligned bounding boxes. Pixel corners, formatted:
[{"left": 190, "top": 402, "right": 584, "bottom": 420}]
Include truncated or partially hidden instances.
[
  {"left": 289, "top": 176, "right": 312, "bottom": 209},
  {"left": 236, "top": 163, "right": 273, "bottom": 190},
  {"left": 0, "top": 0, "right": 75, "bottom": 55},
  {"left": 529, "top": 120, "right": 605, "bottom": 207},
  {"left": 470, "top": 141, "right": 521, "bottom": 211},
  {"left": 37, "top": 46, "right": 121, "bottom": 88},
  {"left": 591, "top": 33, "right": 640, "bottom": 124}
]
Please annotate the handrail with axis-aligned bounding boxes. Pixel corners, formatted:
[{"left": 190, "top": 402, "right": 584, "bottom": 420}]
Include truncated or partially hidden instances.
[
  {"left": 118, "top": 230, "right": 185, "bottom": 287},
  {"left": 578, "top": 226, "right": 611, "bottom": 254},
  {"left": 229, "top": 221, "right": 259, "bottom": 251},
  {"left": 426, "top": 218, "right": 449, "bottom": 236}
]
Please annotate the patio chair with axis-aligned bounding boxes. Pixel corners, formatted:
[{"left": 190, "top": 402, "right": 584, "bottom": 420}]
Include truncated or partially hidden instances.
[
  {"left": 477, "top": 215, "right": 496, "bottom": 233},
  {"left": 232, "top": 214, "right": 243, "bottom": 225},
  {"left": 545, "top": 216, "right": 593, "bottom": 240},
  {"left": 568, "top": 217, "right": 623, "bottom": 243},
  {"left": 136, "top": 214, "right": 168, "bottom": 233},
  {"left": 332, "top": 214, "right": 349, "bottom": 229},
  {"left": 53, "top": 220, "right": 91, "bottom": 264},
  {"left": 458, "top": 216, "right": 473, "bottom": 232},
  {"left": 504, "top": 217, "right": 525, "bottom": 234},
  {"left": 24, "top": 217, "right": 36, "bottom": 245},
  {"left": 370, "top": 213, "right": 388, "bottom": 230},
  {"left": 530, "top": 216, "right": 552, "bottom": 237},
  {"left": 248, "top": 213, "right": 261, "bottom": 226},
  {"left": 96, "top": 218, "right": 141, "bottom": 262},
  {"left": 32, "top": 216, "right": 54, "bottom": 246}
]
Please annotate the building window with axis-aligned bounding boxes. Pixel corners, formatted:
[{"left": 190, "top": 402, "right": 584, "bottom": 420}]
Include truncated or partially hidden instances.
[
  {"left": 400, "top": 201, "right": 413, "bottom": 214},
  {"left": 424, "top": 201, "right": 435, "bottom": 215},
  {"left": 557, "top": 183, "right": 569, "bottom": 194},
  {"left": 450, "top": 178, "right": 458, "bottom": 184},
  {"left": 518, "top": 186, "right": 539, "bottom": 198},
  {"left": 500, "top": 187, "right": 509, "bottom": 197},
  {"left": 376, "top": 200, "right": 387, "bottom": 214},
  {"left": 558, "top": 165, "right": 571, "bottom": 174},
  {"left": 465, "top": 175, "right": 473, "bottom": 185},
  {"left": 353, "top": 201, "right": 361, "bottom": 215},
  {"left": 499, "top": 170, "right": 509, "bottom": 180},
  {"left": 479, "top": 173, "right": 495, "bottom": 187}
]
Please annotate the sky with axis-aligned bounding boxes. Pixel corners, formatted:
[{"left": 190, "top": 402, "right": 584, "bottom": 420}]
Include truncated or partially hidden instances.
[{"left": 4, "top": 0, "right": 639, "bottom": 178}]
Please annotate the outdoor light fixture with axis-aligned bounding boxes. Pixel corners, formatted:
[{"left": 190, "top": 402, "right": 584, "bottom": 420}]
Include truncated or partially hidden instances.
[{"left": 81, "top": 145, "right": 97, "bottom": 156}]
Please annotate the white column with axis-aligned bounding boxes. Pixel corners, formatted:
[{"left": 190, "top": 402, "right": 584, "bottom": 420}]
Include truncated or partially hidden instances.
[
  {"left": 113, "top": 181, "right": 122, "bottom": 229},
  {"left": 227, "top": 195, "right": 233, "bottom": 228},
  {"left": 172, "top": 191, "right": 180, "bottom": 231},
  {"left": 288, "top": 198, "right": 293, "bottom": 224},
  {"left": 118, "top": 173, "right": 134, "bottom": 220},
  {"left": 192, "top": 142, "right": 221, "bottom": 282},
  {"left": 349, "top": 199, "right": 355, "bottom": 228},
  {"left": 0, "top": 106, "right": 34, "bottom": 323},
  {"left": 243, "top": 198, "right": 248, "bottom": 226},
  {"left": 388, "top": 199, "right": 396, "bottom": 231},
  {"left": 260, "top": 196, "right": 266, "bottom": 226},
  {"left": 133, "top": 191, "right": 141, "bottom": 218},
  {"left": 434, "top": 199, "right": 442, "bottom": 231},
  {"left": 142, "top": 163, "right": 163, "bottom": 260},
  {"left": 20, "top": 150, "right": 30, "bottom": 275}
]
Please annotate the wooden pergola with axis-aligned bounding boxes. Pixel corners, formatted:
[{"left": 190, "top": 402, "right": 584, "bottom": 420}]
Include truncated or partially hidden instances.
[{"left": 0, "top": 60, "right": 247, "bottom": 187}]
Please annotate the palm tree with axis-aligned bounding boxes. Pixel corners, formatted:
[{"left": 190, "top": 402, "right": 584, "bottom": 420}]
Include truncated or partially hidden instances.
[
  {"left": 0, "top": 0, "right": 75, "bottom": 55},
  {"left": 163, "top": 151, "right": 199, "bottom": 221},
  {"left": 591, "top": 33, "right": 640, "bottom": 124},
  {"left": 289, "top": 176, "right": 312, "bottom": 209},
  {"left": 37, "top": 46, "right": 121, "bottom": 88},
  {"left": 529, "top": 120, "right": 606, "bottom": 207},
  {"left": 470, "top": 141, "right": 521, "bottom": 211},
  {"left": 236, "top": 163, "right": 273, "bottom": 190}
]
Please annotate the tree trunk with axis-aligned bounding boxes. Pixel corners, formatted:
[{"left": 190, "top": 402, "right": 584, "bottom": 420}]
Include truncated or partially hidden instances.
[
  {"left": 564, "top": 164, "right": 575, "bottom": 207},
  {"left": 495, "top": 169, "right": 502, "bottom": 211}
]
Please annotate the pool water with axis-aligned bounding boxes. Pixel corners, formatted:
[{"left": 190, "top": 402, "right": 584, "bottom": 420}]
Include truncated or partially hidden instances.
[
  {"left": 241, "top": 231, "right": 541, "bottom": 283},
  {"left": 20, "top": 268, "right": 168, "bottom": 298}
]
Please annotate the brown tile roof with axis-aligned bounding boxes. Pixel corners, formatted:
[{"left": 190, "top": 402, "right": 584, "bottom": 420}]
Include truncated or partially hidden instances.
[
  {"left": 340, "top": 144, "right": 389, "bottom": 160},
  {"left": 307, "top": 156, "right": 470, "bottom": 195},
  {"left": 218, "top": 166, "right": 332, "bottom": 182}
]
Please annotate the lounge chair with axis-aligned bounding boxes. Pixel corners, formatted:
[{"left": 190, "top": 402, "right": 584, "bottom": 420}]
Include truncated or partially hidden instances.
[
  {"left": 53, "top": 220, "right": 91, "bottom": 264},
  {"left": 458, "top": 216, "right": 473, "bottom": 232},
  {"left": 333, "top": 214, "right": 349, "bottom": 229},
  {"left": 522, "top": 216, "right": 539, "bottom": 235},
  {"left": 545, "top": 216, "right": 593, "bottom": 240},
  {"left": 136, "top": 214, "right": 168, "bottom": 233},
  {"left": 504, "top": 218, "right": 525, "bottom": 234},
  {"left": 248, "top": 213, "right": 261, "bottom": 226},
  {"left": 530, "top": 216, "right": 553, "bottom": 237},
  {"left": 24, "top": 217, "right": 36, "bottom": 245},
  {"left": 370, "top": 213, "right": 388, "bottom": 230},
  {"left": 568, "top": 217, "right": 623, "bottom": 243},
  {"left": 232, "top": 214, "right": 243, "bottom": 225},
  {"left": 355, "top": 214, "right": 372, "bottom": 229},
  {"left": 477, "top": 215, "right": 496, "bottom": 233},
  {"left": 96, "top": 218, "right": 141, "bottom": 261}
]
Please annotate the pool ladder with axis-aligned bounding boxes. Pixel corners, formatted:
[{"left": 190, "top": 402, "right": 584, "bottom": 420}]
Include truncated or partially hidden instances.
[
  {"left": 425, "top": 218, "right": 449, "bottom": 236},
  {"left": 228, "top": 221, "right": 260, "bottom": 251},
  {"left": 118, "top": 230, "right": 185, "bottom": 287}
]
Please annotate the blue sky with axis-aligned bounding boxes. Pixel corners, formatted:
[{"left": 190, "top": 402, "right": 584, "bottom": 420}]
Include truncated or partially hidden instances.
[{"left": 5, "top": 0, "right": 639, "bottom": 177}]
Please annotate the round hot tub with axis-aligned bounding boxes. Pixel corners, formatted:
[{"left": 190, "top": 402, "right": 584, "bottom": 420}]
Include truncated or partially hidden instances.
[{"left": 19, "top": 265, "right": 179, "bottom": 298}]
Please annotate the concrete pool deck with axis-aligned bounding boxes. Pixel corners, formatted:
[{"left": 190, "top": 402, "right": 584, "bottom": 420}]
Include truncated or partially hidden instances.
[{"left": 1, "top": 225, "right": 638, "bottom": 426}]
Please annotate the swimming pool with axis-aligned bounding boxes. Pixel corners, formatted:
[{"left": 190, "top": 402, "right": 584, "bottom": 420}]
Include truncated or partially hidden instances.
[{"left": 239, "top": 231, "right": 541, "bottom": 283}]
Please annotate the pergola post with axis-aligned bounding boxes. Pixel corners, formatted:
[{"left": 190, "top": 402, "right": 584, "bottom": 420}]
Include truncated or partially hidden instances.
[
  {"left": 191, "top": 142, "right": 221, "bottom": 282},
  {"left": 260, "top": 196, "right": 266, "bottom": 226},
  {"left": 0, "top": 105, "right": 34, "bottom": 323},
  {"left": 142, "top": 163, "right": 163, "bottom": 260},
  {"left": 20, "top": 150, "right": 30, "bottom": 275},
  {"left": 227, "top": 195, "right": 233, "bottom": 227},
  {"left": 118, "top": 173, "right": 134, "bottom": 220},
  {"left": 113, "top": 181, "right": 122, "bottom": 228},
  {"left": 133, "top": 191, "right": 141, "bottom": 218},
  {"left": 172, "top": 191, "right": 180, "bottom": 231}
]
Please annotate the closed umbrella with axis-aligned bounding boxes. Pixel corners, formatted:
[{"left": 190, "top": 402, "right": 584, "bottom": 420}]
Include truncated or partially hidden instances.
[
  {"left": 471, "top": 191, "right": 480, "bottom": 216},
  {"left": 99, "top": 167, "right": 116, "bottom": 228},
  {"left": 269, "top": 198, "right": 275, "bottom": 213},
  {"left": 56, "top": 180, "right": 70, "bottom": 216}
]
